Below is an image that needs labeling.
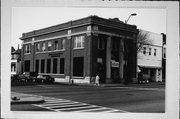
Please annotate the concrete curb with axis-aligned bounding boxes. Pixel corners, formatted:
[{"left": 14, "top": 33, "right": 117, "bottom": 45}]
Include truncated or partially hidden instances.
[
  {"left": 11, "top": 97, "right": 45, "bottom": 104},
  {"left": 54, "top": 81, "right": 165, "bottom": 87}
]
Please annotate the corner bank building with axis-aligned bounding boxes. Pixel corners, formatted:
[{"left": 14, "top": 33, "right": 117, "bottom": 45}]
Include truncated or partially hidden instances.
[{"left": 20, "top": 16, "right": 138, "bottom": 84}]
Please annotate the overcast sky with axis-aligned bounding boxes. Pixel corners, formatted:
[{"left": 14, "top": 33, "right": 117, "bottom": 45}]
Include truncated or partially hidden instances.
[{"left": 12, "top": 7, "right": 166, "bottom": 49}]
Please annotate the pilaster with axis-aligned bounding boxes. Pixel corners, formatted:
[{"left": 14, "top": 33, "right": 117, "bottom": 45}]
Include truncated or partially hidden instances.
[{"left": 106, "top": 36, "right": 112, "bottom": 83}]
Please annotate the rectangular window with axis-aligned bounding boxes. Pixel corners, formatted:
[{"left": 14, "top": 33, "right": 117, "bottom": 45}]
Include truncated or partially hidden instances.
[
  {"left": 74, "top": 36, "right": 85, "bottom": 49},
  {"left": 42, "top": 42, "right": 46, "bottom": 51},
  {"left": 53, "top": 59, "right": 58, "bottom": 73},
  {"left": 143, "top": 68, "right": 149, "bottom": 75},
  {"left": 48, "top": 41, "right": 52, "bottom": 51},
  {"left": 47, "top": 59, "right": 51, "bottom": 73},
  {"left": 98, "top": 38, "right": 105, "bottom": 49},
  {"left": 163, "top": 48, "right": 166, "bottom": 58},
  {"left": 41, "top": 59, "right": 45, "bottom": 73},
  {"left": 149, "top": 48, "right": 151, "bottom": 55},
  {"left": 60, "top": 39, "right": 65, "bottom": 50},
  {"left": 24, "top": 60, "right": 30, "bottom": 72},
  {"left": 35, "top": 60, "right": 39, "bottom": 73},
  {"left": 36, "top": 43, "right": 40, "bottom": 52},
  {"left": 54, "top": 40, "right": 58, "bottom": 50},
  {"left": 143, "top": 47, "right": 146, "bottom": 55},
  {"left": 154, "top": 49, "right": 157, "bottom": 56},
  {"left": 60, "top": 58, "right": 65, "bottom": 74},
  {"left": 25, "top": 44, "right": 31, "bottom": 53},
  {"left": 73, "top": 57, "right": 84, "bottom": 77}
]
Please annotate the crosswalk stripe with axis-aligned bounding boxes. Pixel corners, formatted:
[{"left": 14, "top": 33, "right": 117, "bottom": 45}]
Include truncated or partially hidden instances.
[
  {"left": 33, "top": 97, "right": 129, "bottom": 112},
  {"left": 12, "top": 92, "right": 128, "bottom": 113},
  {"left": 42, "top": 102, "right": 82, "bottom": 107},
  {"left": 72, "top": 107, "right": 108, "bottom": 112},
  {"left": 50, "top": 103, "right": 90, "bottom": 109},
  {"left": 55, "top": 105, "right": 97, "bottom": 111}
]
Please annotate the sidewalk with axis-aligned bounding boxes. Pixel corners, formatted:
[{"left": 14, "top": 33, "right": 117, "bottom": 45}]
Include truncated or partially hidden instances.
[
  {"left": 11, "top": 92, "right": 45, "bottom": 104},
  {"left": 54, "top": 81, "right": 165, "bottom": 88}
]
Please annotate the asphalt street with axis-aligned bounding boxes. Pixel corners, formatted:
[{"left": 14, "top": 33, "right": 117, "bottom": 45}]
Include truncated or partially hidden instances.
[{"left": 11, "top": 83, "right": 165, "bottom": 113}]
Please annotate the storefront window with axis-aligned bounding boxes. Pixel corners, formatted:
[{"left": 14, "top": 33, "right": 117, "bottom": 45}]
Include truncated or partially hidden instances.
[
  {"left": 53, "top": 58, "right": 58, "bottom": 73},
  {"left": 41, "top": 59, "right": 45, "bottom": 73},
  {"left": 73, "top": 57, "right": 84, "bottom": 77},
  {"left": 47, "top": 59, "right": 51, "bottom": 73},
  {"left": 60, "top": 58, "right": 65, "bottom": 74}
]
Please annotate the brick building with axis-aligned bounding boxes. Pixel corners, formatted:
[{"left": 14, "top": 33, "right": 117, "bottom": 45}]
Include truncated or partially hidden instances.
[{"left": 20, "top": 16, "right": 138, "bottom": 84}]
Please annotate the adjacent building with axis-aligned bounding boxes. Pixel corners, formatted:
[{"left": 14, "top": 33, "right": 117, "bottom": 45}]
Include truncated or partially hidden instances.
[
  {"left": 137, "top": 30, "right": 165, "bottom": 82},
  {"left": 11, "top": 46, "right": 22, "bottom": 76},
  {"left": 20, "top": 16, "right": 138, "bottom": 84}
]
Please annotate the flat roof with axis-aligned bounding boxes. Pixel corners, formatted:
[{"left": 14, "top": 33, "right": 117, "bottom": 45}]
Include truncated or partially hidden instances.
[{"left": 20, "top": 15, "right": 137, "bottom": 40}]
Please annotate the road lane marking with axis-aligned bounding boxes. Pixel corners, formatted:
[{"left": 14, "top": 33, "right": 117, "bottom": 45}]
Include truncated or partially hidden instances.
[{"left": 110, "top": 87, "right": 165, "bottom": 91}]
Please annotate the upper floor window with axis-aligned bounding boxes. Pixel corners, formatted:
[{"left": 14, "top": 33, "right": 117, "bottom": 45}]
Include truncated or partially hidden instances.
[
  {"left": 54, "top": 40, "right": 58, "bottom": 50},
  {"left": 35, "top": 43, "right": 40, "bottom": 52},
  {"left": 98, "top": 38, "right": 105, "bottom": 49},
  {"left": 25, "top": 44, "right": 31, "bottom": 54},
  {"left": 154, "top": 49, "right": 157, "bottom": 56},
  {"left": 163, "top": 48, "right": 166, "bottom": 58},
  {"left": 48, "top": 41, "right": 52, "bottom": 51},
  {"left": 60, "top": 39, "right": 65, "bottom": 50},
  {"left": 74, "top": 36, "right": 85, "bottom": 49},
  {"left": 149, "top": 48, "right": 151, "bottom": 55},
  {"left": 143, "top": 47, "right": 146, "bottom": 55},
  {"left": 42, "top": 42, "right": 46, "bottom": 51}
]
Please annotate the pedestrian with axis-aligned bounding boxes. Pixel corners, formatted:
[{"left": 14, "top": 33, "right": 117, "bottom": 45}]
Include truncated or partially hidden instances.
[{"left": 95, "top": 75, "right": 100, "bottom": 86}]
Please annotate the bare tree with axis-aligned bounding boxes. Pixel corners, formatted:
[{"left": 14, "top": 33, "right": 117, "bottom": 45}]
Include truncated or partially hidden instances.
[{"left": 137, "top": 29, "right": 152, "bottom": 52}]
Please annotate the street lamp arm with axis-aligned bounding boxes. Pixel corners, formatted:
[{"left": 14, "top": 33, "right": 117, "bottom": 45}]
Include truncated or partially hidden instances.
[{"left": 125, "top": 13, "right": 137, "bottom": 24}]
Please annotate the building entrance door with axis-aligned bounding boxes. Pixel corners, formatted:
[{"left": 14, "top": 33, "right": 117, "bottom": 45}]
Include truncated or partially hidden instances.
[
  {"left": 111, "top": 67, "right": 119, "bottom": 83},
  {"left": 97, "top": 63, "right": 106, "bottom": 83}
]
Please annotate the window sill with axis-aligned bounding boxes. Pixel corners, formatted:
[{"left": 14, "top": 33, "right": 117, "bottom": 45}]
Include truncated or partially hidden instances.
[
  {"left": 72, "top": 76, "right": 84, "bottom": 79},
  {"left": 73, "top": 48, "right": 84, "bottom": 50},
  {"left": 24, "top": 53, "right": 31, "bottom": 55},
  {"left": 36, "top": 49, "right": 65, "bottom": 54}
]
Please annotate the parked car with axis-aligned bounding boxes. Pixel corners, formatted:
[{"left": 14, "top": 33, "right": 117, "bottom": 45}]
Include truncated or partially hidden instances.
[
  {"left": 11, "top": 74, "right": 20, "bottom": 82},
  {"left": 18, "top": 72, "right": 38, "bottom": 82},
  {"left": 35, "top": 75, "right": 55, "bottom": 84}
]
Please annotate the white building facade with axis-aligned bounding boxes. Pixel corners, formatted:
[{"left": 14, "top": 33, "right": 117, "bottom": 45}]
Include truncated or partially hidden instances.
[
  {"left": 137, "top": 30, "right": 163, "bottom": 82},
  {"left": 11, "top": 48, "right": 22, "bottom": 76}
]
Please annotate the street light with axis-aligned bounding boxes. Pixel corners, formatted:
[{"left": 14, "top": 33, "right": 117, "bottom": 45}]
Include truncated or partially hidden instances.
[
  {"left": 124, "top": 13, "right": 137, "bottom": 84},
  {"left": 125, "top": 13, "right": 137, "bottom": 24}
]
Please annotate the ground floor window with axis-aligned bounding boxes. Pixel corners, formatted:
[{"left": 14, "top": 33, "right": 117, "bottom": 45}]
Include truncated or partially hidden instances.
[
  {"left": 24, "top": 60, "right": 30, "bottom": 72},
  {"left": 35, "top": 60, "right": 39, "bottom": 73},
  {"left": 47, "top": 59, "right": 51, "bottom": 73},
  {"left": 41, "top": 59, "right": 45, "bottom": 73},
  {"left": 11, "top": 63, "right": 16, "bottom": 72},
  {"left": 53, "top": 58, "right": 58, "bottom": 73},
  {"left": 73, "top": 57, "right": 84, "bottom": 77},
  {"left": 60, "top": 58, "right": 65, "bottom": 74}
]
